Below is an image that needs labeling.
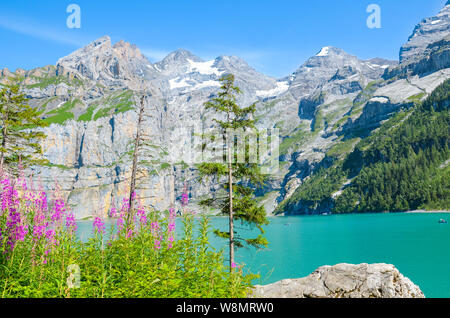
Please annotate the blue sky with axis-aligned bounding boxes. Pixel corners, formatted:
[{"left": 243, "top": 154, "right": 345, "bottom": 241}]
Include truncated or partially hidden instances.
[{"left": 0, "top": 0, "right": 447, "bottom": 77}]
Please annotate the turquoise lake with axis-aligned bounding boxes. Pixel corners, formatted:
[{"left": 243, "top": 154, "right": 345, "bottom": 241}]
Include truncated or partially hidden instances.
[{"left": 77, "top": 213, "right": 450, "bottom": 298}]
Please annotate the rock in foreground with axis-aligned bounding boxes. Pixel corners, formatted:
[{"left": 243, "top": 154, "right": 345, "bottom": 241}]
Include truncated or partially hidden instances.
[{"left": 252, "top": 263, "right": 425, "bottom": 298}]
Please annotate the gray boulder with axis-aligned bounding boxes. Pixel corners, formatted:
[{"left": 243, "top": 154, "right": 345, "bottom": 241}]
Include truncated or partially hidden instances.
[{"left": 251, "top": 263, "right": 425, "bottom": 298}]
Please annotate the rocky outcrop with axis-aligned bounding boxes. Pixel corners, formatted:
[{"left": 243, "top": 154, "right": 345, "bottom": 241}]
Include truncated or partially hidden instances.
[
  {"left": 343, "top": 68, "right": 450, "bottom": 135},
  {"left": 399, "top": 3, "right": 450, "bottom": 64},
  {"left": 384, "top": 3, "right": 450, "bottom": 79},
  {"left": 56, "top": 35, "right": 158, "bottom": 85},
  {"left": 252, "top": 263, "right": 425, "bottom": 298}
]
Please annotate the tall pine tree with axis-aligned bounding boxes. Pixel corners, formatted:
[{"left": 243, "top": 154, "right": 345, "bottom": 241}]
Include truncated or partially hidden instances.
[
  {"left": 198, "top": 74, "right": 269, "bottom": 269},
  {"left": 0, "top": 78, "right": 48, "bottom": 174}
]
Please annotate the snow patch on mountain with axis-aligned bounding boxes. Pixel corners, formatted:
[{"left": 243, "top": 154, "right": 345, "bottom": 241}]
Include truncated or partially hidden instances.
[
  {"left": 187, "top": 59, "right": 224, "bottom": 76},
  {"left": 256, "top": 81, "right": 289, "bottom": 98},
  {"left": 169, "top": 77, "right": 191, "bottom": 89},
  {"left": 316, "top": 47, "right": 330, "bottom": 57},
  {"left": 168, "top": 77, "right": 221, "bottom": 91}
]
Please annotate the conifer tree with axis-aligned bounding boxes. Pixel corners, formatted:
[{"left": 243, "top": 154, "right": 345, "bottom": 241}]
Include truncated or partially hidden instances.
[
  {"left": 0, "top": 78, "right": 48, "bottom": 174},
  {"left": 198, "top": 74, "right": 269, "bottom": 269}
]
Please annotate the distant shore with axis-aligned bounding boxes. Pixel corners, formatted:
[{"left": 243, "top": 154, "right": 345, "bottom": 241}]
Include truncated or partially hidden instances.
[{"left": 405, "top": 210, "right": 450, "bottom": 214}]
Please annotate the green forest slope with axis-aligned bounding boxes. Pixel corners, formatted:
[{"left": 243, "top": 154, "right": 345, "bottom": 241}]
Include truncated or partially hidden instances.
[{"left": 276, "top": 79, "right": 450, "bottom": 214}]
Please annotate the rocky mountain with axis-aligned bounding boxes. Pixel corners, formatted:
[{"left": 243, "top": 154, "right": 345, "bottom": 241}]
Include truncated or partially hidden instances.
[
  {"left": 384, "top": 2, "right": 450, "bottom": 78},
  {"left": 273, "top": 3, "right": 450, "bottom": 215},
  {"left": 0, "top": 3, "right": 449, "bottom": 218}
]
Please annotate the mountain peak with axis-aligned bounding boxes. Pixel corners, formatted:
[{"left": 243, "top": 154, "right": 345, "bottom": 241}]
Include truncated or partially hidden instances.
[
  {"left": 84, "top": 35, "right": 112, "bottom": 50},
  {"left": 316, "top": 46, "right": 331, "bottom": 57},
  {"left": 56, "top": 35, "right": 152, "bottom": 81},
  {"left": 112, "top": 39, "right": 144, "bottom": 60},
  {"left": 315, "top": 46, "right": 348, "bottom": 57},
  {"left": 163, "top": 49, "right": 202, "bottom": 63}
]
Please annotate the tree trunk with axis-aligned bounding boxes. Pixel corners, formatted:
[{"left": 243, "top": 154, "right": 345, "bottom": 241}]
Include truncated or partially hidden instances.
[
  {"left": 127, "top": 94, "right": 146, "bottom": 228},
  {"left": 0, "top": 127, "right": 6, "bottom": 169},
  {"left": 0, "top": 92, "right": 10, "bottom": 171},
  {"left": 227, "top": 132, "right": 234, "bottom": 269}
]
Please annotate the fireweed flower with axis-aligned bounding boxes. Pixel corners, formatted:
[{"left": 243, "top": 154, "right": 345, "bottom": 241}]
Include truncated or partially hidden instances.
[
  {"left": 32, "top": 221, "right": 47, "bottom": 241},
  {"left": 93, "top": 217, "right": 105, "bottom": 235},
  {"left": 36, "top": 192, "right": 48, "bottom": 214},
  {"left": 1, "top": 177, "right": 19, "bottom": 213},
  {"left": 51, "top": 199, "right": 66, "bottom": 223},
  {"left": 167, "top": 208, "right": 176, "bottom": 249},
  {"left": 150, "top": 221, "right": 160, "bottom": 232},
  {"left": 44, "top": 228, "right": 58, "bottom": 249},
  {"left": 181, "top": 192, "right": 189, "bottom": 207},
  {"left": 109, "top": 205, "right": 117, "bottom": 218},
  {"left": 126, "top": 228, "right": 134, "bottom": 239},
  {"left": 116, "top": 215, "right": 125, "bottom": 234},
  {"left": 150, "top": 221, "right": 162, "bottom": 250},
  {"left": 4, "top": 209, "right": 28, "bottom": 252},
  {"left": 136, "top": 205, "right": 147, "bottom": 226},
  {"left": 65, "top": 213, "right": 77, "bottom": 234},
  {"left": 120, "top": 197, "right": 130, "bottom": 215}
]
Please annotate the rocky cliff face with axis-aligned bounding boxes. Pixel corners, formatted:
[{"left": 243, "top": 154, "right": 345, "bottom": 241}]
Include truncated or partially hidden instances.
[
  {"left": 1, "top": 4, "right": 449, "bottom": 218},
  {"left": 251, "top": 263, "right": 425, "bottom": 298},
  {"left": 384, "top": 3, "right": 450, "bottom": 79}
]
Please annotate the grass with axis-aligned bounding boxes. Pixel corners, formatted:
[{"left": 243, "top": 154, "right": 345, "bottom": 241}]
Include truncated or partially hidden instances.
[
  {"left": 92, "top": 90, "right": 135, "bottom": 121},
  {"left": 78, "top": 105, "right": 97, "bottom": 122},
  {"left": 279, "top": 125, "right": 311, "bottom": 156},
  {"left": 333, "top": 116, "right": 350, "bottom": 130},
  {"left": 326, "top": 137, "right": 360, "bottom": 159},
  {"left": 26, "top": 76, "right": 64, "bottom": 89},
  {"left": 312, "top": 110, "right": 325, "bottom": 132},
  {"left": 26, "top": 74, "right": 84, "bottom": 90},
  {"left": 44, "top": 98, "right": 82, "bottom": 124},
  {"left": 43, "top": 163, "right": 73, "bottom": 170},
  {"left": 160, "top": 163, "right": 171, "bottom": 170},
  {"left": 407, "top": 92, "right": 427, "bottom": 102}
]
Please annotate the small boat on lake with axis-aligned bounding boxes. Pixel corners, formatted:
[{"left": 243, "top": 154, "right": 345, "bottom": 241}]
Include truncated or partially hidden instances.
[{"left": 438, "top": 219, "right": 448, "bottom": 224}]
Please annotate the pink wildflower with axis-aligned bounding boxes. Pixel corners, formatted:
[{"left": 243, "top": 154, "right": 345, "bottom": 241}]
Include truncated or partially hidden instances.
[
  {"left": 65, "top": 213, "right": 77, "bottom": 234},
  {"left": 93, "top": 217, "right": 105, "bottom": 235},
  {"left": 181, "top": 192, "right": 189, "bottom": 207}
]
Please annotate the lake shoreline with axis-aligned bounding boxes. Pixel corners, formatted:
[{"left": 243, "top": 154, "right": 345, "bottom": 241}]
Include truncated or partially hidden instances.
[
  {"left": 75, "top": 210, "right": 450, "bottom": 221},
  {"left": 405, "top": 210, "right": 450, "bottom": 214}
]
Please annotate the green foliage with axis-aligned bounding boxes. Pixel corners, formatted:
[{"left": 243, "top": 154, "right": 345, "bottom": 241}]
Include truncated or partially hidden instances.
[
  {"left": 333, "top": 115, "right": 350, "bottom": 130},
  {"left": 43, "top": 99, "right": 81, "bottom": 124},
  {"left": 77, "top": 105, "right": 97, "bottom": 122},
  {"left": 312, "top": 110, "right": 325, "bottom": 132},
  {"left": 0, "top": 213, "right": 254, "bottom": 298},
  {"left": 275, "top": 165, "right": 345, "bottom": 214},
  {"left": 326, "top": 137, "right": 360, "bottom": 159},
  {"left": 279, "top": 125, "right": 310, "bottom": 156},
  {"left": 0, "top": 79, "right": 48, "bottom": 172},
  {"left": 25, "top": 75, "right": 67, "bottom": 89},
  {"left": 93, "top": 90, "right": 135, "bottom": 121},
  {"left": 199, "top": 74, "right": 269, "bottom": 251},
  {"left": 407, "top": 92, "right": 427, "bottom": 102}
]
